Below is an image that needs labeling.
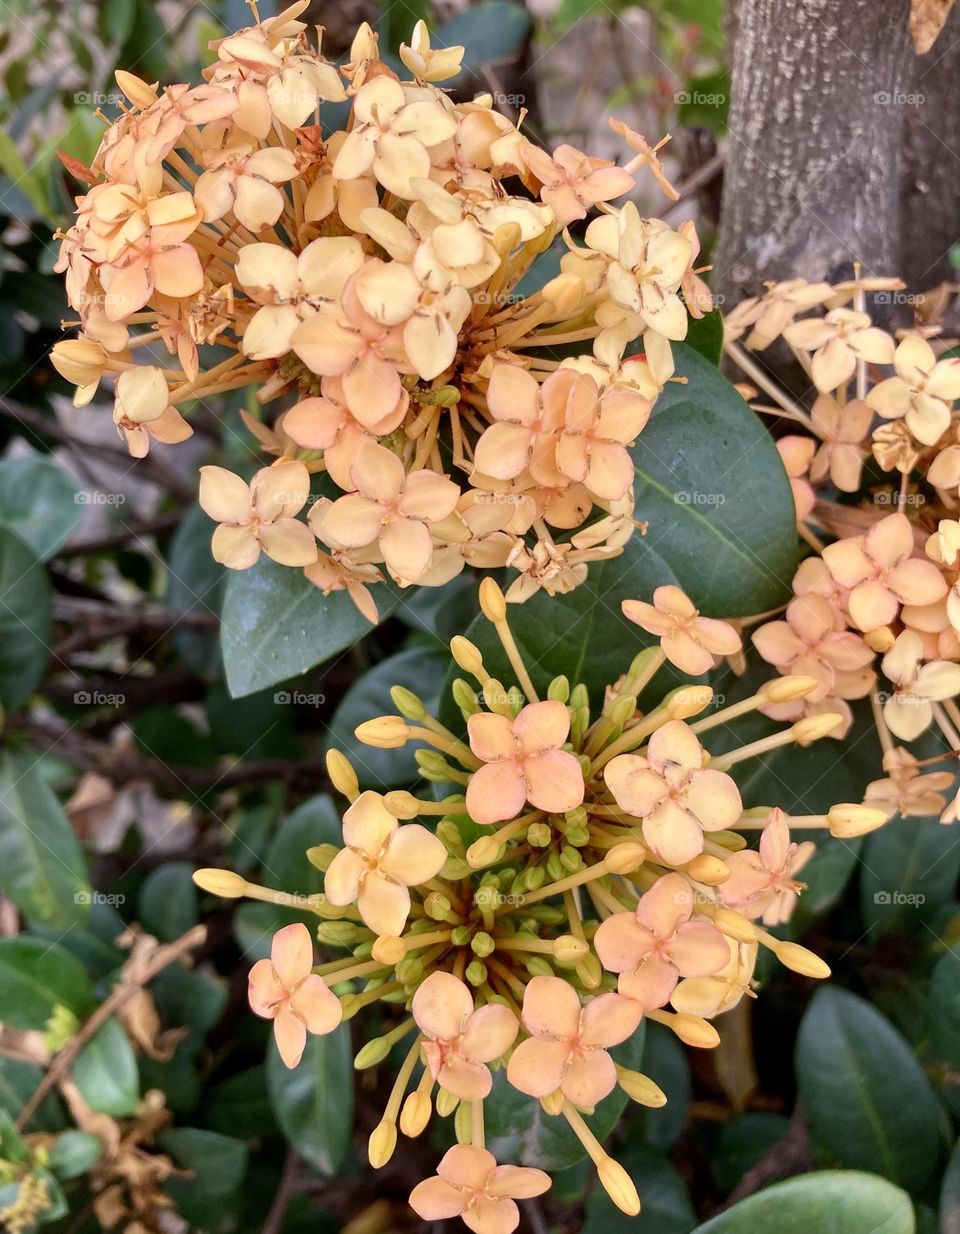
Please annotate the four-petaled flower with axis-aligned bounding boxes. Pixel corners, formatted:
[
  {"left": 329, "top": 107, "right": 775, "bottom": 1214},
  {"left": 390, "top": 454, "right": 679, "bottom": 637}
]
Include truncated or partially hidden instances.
[
  {"left": 466, "top": 700, "right": 585, "bottom": 825},
  {"left": 412, "top": 971, "right": 518, "bottom": 1100},
  {"left": 409, "top": 1145, "right": 550, "bottom": 1234},
  {"left": 594, "top": 872, "right": 730, "bottom": 1008},
  {"left": 248, "top": 923, "right": 342, "bottom": 1068},
  {"left": 507, "top": 975, "right": 642, "bottom": 1107},
  {"left": 520, "top": 139, "right": 634, "bottom": 227},
  {"left": 604, "top": 720, "right": 742, "bottom": 865},
  {"left": 866, "top": 333, "right": 960, "bottom": 446},
  {"left": 719, "top": 810, "right": 815, "bottom": 926},
  {"left": 622, "top": 585, "right": 741, "bottom": 676},
  {"left": 784, "top": 307, "right": 896, "bottom": 393},
  {"left": 199, "top": 460, "right": 318, "bottom": 569},
  {"left": 324, "top": 791, "right": 447, "bottom": 935},
  {"left": 880, "top": 630, "right": 960, "bottom": 742}
]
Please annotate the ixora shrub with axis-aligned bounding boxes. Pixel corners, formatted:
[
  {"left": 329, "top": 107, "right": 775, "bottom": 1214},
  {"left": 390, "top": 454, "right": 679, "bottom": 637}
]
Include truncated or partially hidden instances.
[{"left": 195, "top": 578, "right": 880, "bottom": 1229}]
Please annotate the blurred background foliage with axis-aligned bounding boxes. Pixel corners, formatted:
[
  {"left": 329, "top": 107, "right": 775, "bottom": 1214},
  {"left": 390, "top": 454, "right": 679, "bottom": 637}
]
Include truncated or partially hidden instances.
[{"left": 0, "top": 3, "right": 957, "bottom": 1234}]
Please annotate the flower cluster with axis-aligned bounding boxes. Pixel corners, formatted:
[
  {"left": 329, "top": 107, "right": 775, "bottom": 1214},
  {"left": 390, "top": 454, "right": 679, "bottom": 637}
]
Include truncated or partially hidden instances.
[
  {"left": 51, "top": 1, "right": 707, "bottom": 618},
  {"left": 194, "top": 578, "right": 887, "bottom": 1230},
  {"left": 724, "top": 275, "right": 960, "bottom": 821}
]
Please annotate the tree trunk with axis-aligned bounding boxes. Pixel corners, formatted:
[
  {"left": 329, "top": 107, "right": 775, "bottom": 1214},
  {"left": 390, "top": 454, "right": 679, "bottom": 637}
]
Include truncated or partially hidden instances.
[{"left": 715, "top": 0, "right": 914, "bottom": 309}]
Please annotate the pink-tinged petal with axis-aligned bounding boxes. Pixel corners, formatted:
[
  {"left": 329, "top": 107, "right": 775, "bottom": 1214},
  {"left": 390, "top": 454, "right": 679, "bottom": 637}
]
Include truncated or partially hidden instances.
[
  {"left": 462, "top": 1004, "right": 519, "bottom": 1062},
  {"left": 283, "top": 397, "right": 344, "bottom": 449},
  {"left": 317, "top": 494, "right": 385, "bottom": 551},
  {"left": 580, "top": 992, "right": 643, "bottom": 1047},
  {"left": 151, "top": 245, "right": 203, "bottom": 299},
  {"left": 562, "top": 1049, "right": 617, "bottom": 1108},
  {"left": 357, "top": 871, "right": 411, "bottom": 936},
  {"left": 662, "top": 628, "right": 715, "bottom": 676},
  {"left": 343, "top": 791, "right": 397, "bottom": 854},
  {"left": 604, "top": 756, "right": 666, "bottom": 817},
  {"left": 463, "top": 1195, "right": 521, "bottom": 1234},
  {"left": 380, "top": 822, "right": 446, "bottom": 886},
  {"left": 211, "top": 524, "right": 261, "bottom": 569},
  {"left": 273, "top": 1005, "right": 307, "bottom": 1068},
  {"left": 199, "top": 466, "right": 252, "bottom": 523},
  {"left": 647, "top": 720, "right": 704, "bottom": 775},
  {"left": 248, "top": 958, "right": 285, "bottom": 1018},
  {"left": 669, "top": 921, "right": 730, "bottom": 977},
  {"left": 439, "top": 1055, "right": 493, "bottom": 1101},
  {"left": 507, "top": 1037, "right": 570, "bottom": 1097},
  {"left": 380, "top": 515, "right": 434, "bottom": 581},
  {"left": 473, "top": 422, "right": 534, "bottom": 480},
  {"left": 297, "top": 236, "right": 365, "bottom": 299},
  {"left": 322, "top": 846, "right": 366, "bottom": 906},
  {"left": 719, "top": 851, "right": 770, "bottom": 912},
  {"left": 404, "top": 309, "right": 459, "bottom": 381},
  {"left": 594, "top": 911, "right": 655, "bottom": 973},
  {"left": 618, "top": 955, "right": 679, "bottom": 1009},
  {"left": 252, "top": 462, "right": 310, "bottom": 520},
  {"left": 487, "top": 363, "right": 541, "bottom": 425},
  {"left": 488, "top": 1164, "right": 551, "bottom": 1201},
  {"left": 847, "top": 579, "right": 899, "bottom": 631},
  {"left": 342, "top": 353, "right": 403, "bottom": 428},
  {"left": 636, "top": 872, "right": 693, "bottom": 936},
  {"left": 522, "top": 975, "right": 582, "bottom": 1040},
  {"left": 584, "top": 441, "right": 635, "bottom": 500},
  {"left": 291, "top": 314, "right": 363, "bottom": 376},
  {"left": 758, "top": 810, "right": 790, "bottom": 868},
  {"left": 290, "top": 974, "right": 343, "bottom": 1035},
  {"left": 438, "top": 1144, "right": 497, "bottom": 1187},
  {"left": 400, "top": 470, "right": 461, "bottom": 521},
  {"left": 351, "top": 442, "right": 405, "bottom": 502},
  {"left": 887, "top": 559, "right": 948, "bottom": 606},
  {"left": 468, "top": 712, "right": 518, "bottom": 761},
  {"left": 413, "top": 970, "right": 474, "bottom": 1039},
  {"left": 271, "top": 923, "right": 314, "bottom": 988},
  {"left": 622, "top": 599, "right": 673, "bottom": 636},
  {"left": 409, "top": 1177, "right": 467, "bottom": 1221},
  {"left": 466, "top": 760, "right": 527, "bottom": 825},
  {"left": 243, "top": 303, "right": 302, "bottom": 360},
  {"left": 259, "top": 518, "right": 318, "bottom": 567},
  {"left": 102, "top": 260, "right": 151, "bottom": 319},
  {"left": 643, "top": 800, "right": 704, "bottom": 866},
  {"left": 752, "top": 620, "right": 805, "bottom": 666},
  {"left": 512, "top": 700, "right": 570, "bottom": 753},
  {"left": 523, "top": 750, "right": 585, "bottom": 815},
  {"left": 865, "top": 512, "right": 912, "bottom": 567},
  {"left": 696, "top": 617, "right": 742, "bottom": 657},
  {"left": 822, "top": 536, "right": 873, "bottom": 587},
  {"left": 685, "top": 769, "right": 742, "bottom": 830}
]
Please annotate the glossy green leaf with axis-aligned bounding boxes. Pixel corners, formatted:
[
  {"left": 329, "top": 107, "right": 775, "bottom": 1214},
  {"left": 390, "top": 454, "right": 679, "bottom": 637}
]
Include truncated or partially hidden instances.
[
  {"left": 940, "top": 1138, "right": 960, "bottom": 1234},
  {"left": 859, "top": 817, "right": 960, "bottom": 938},
  {"left": 0, "top": 527, "right": 53, "bottom": 710},
  {"left": 682, "top": 308, "right": 724, "bottom": 366},
  {"left": 630, "top": 344, "right": 798, "bottom": 615},
  {"left": 930, "top": 951, "right": 960, "bottom": 1069},
  {"left": 0, "top": 936, "right": 91, "bottom": 1029},
  {"left": 326, "top": 646, "right": 448, "bottom": 790},
  {"left": 73, "top": 1018, "right": 139, "bottom": 1117},
  {"left": 795, "top": 988, "right": 947, "bottom": 1194},
  {"left": 160, "top": 1128, "right": 248, "bottom": 1227},
  {"left": 694, "top": 1171, "right": 915, "bottom": 1233},
  {"left": 709, "top": 1113, "right": 790, "bottom": 1195},
  {"left": 583, "top": 1145, "right": 695, "bottom": 1233},
  {"left": 267, "top": 1026, "right": 354, "bottom": 1175},
  {"left": 0, "top": 1059, "right": 64, "bottom": 1130},
  {"left": 221, "top": 555, "right": 398, "bottom": 697},
  {"left": 165, "top": 503, "right": 225, "bottom": 680},
  {"left": 138, "top": 862, "right": 198, "bottom": 943},
  {"left": 636, "top": 1022, "right": 691, "bottom": 1152},
  {"left": 0, "top": 456, "right": 80, "bottom": 560},
  {"left": 435, "top": 2, "right": 531, "bottom": 79},
  {"left": 0, "top": 750, "right": 91, "bottom": 929},
  {"left": 49, "top": 1129, "right": 102, "bottom": 1179}
]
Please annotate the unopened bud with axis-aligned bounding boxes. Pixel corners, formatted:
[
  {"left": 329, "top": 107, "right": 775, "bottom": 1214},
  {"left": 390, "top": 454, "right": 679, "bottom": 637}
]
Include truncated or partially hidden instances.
[
  {"left": 316, "top": 921, "right": 364, "bottom": 947},
  {"left": 193, "top": 868, "right": 246, "bottom": 898},
  {"left": 372, "top": 935, "right": 405, "bottom": 965},
  {"left": 598, "top": 1157, "right": 641, "bottom": 1216},
  {"left": 686, "top": 854, "right": 730, "bottom": 885},
  {"left": 465, "top": 960, "right": 487, "bottom": 986},
  {"left": 437, "top": 818, "right": 466, "bottom": 850},
  {"left": 791, "top": 713, "right": 843, "bottom": 744},
  {"left": 865, "top": 625, "right": 895, "bottom": 653},
  {"left": 349, "top": 20, "right": 379, "bottom": 61},
  {"left": 547, "top": 675, "right": 570, "bottom": 703},
  {"left": 827, "top": 803, "right": 889, "bottom": 838},
  {"left": 383, "top": 790, "right": 420, "bottom": 819},
  {"left": 467, "top": 836, "right": 503, "bottom": 868},
  {"left": 479, "top": 577, "right": 508, "bottom": 623},
  {"left": 450, "top": 636, "right": 484, "bottom": 675},
  {"left": 604, "top": 842, "right": 647, "bottom": 874},
  {"left": 307, "top": 844, "right": 338, "bottom": 872},
  {"left": 608, "top": 694, "right": 637, "bottom": 727},
  {"left": 416, "top": 749, "right": 454, "bottom": 781},
  {"left": 617, "top": 1069, "right": 667, "bottom": 1107},
  {"left": 578, "top": 954, "right": 603, "bottom": 988},
  {"left": 671, "top": 1013, "right": 720, "bottom": 1048},
  {"left": 400, "top": 1091, "right": 432, "bottom": 1138},
  {"left": 667, "top": 685, "right": 713, "bottom": 719},
  {"left": 325, "top": 749, "right": 359, "bottom": 798},
  {"left": 390, "top": 685, "right": 427, "bottom": 720},
  {"left": 760, "top": 674, "right": 818, "bottom": 703},
  {"left": 115, "top": 69, "right": 159, "bottom": 108},
  {"left": 368, "top": 1119, "right": 397, "bottom": 1168},
  {"left": 711, "top": 907, "right": 758, "bottom": 942},
  {"left": 452, "top": 678, "right": 481, "bottom": 716},
  {"left": 527, "top": 822, "right": 552, "bottom": 848},
  {"left": 435, "top": 1087, "right": 459, "bottom": 1117},
  {"left": 355, "top": 716, "right": 411, "bottom": 748},
  {"left": 471, "top": 931, "right": 495, "bottom": 958},
  {"left": 539, "top": 1089, "right": 564, "bottom": 1115},
  {"left": 559, "top": 846, "right": 582, "bottom": 873},
  {"left": 775, "top": 941, "right": 831, "bottom": 979},
  {"left": 553, "top": 934, "right": 589, "bottom": 963},
  {"left": 541, "top": 272, "right": 585, "bottom": 314},
  {"left": 354, "top": 1038, "right": 391, "bottom": 1070},
  {"left": 526, "top": 957, "right": 554, "bottom": 978},
  {"left": 424, "top": 892, "right": 453, "bottom": 921}
]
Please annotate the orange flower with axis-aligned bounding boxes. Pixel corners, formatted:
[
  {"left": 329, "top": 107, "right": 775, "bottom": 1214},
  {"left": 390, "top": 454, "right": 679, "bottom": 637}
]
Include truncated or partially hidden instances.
[
  {"left": 248, "top": 923, "right": 342, "bottom": 1067},
  {"left": 623, "top": 585, "right": 741, "bottom": 676},
  {"left": 507, "top": 976, "right": 642, "bottom": 1107},
  {"left": 594, "top": 872, "right": 730, "bottom": 1008},
  {"left": 409, "top": 1145, "right": 549, "bottom": 1234},
  {"left": 198, "top": 460, "right": 317, "bottom": 569},
  {"left": 520, "top": 139, "right": 634, "bottom": 227},
  {"left": 466, "top": 700, "right": 585, "bottom": 825},
  {"left": 784, "top": 308, "right": 895, "bottom": 393},
  {"left": 604, "top": 720, "right": 742, "bottom": 865},
  {"left": 412, "top": 971, "right": 518, "bottom": 1100},
  {"left": 808, "top": 394, "right": 872, "bottom": 492},
  {"left": 323, "top": 791, "right": 446, "bottom": 935}
]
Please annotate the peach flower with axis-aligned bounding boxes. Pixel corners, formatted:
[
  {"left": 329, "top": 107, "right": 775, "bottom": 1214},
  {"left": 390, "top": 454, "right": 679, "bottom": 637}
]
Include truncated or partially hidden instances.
[
  {"left": 412, "top": 971, "right": 518, "bottom": 1100},
  {"left": 623, "top": 585, "right": 741, "bottom": 675},
  {"left": 409, "top": 1145, "right": 549, "bottom": 1234},
  {"left": 198, "top": 460, "right": 317, "bottom": 569},
  {"left": 719, "top": 810, "right": 815, "bottom": 926},
  {"left": 248, "top": 923, "right": 342, "bottom": 1068}
]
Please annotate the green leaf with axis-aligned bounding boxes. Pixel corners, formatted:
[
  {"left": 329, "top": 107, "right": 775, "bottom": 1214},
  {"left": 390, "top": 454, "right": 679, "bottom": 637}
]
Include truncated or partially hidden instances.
[
  {"left": 630, "top": 343, "right": 798, "bottom": 615},
  {"left": 138, "top": 862, "right": 198, "bottom": 943},
  {"left": 795, "top": 988, "right": 947, "bottom": 1194},
  {"left": 583, "top": 1145, "right": 695, "bottom": 1234},
  {"left": 676, "top": 69, "right": 730, "bottom": 135},
  {"left": 0, "top": 528, "right": 53, "bottom": 710},
  {"left": 0, "top": 937, "right": 91, "bottom": 1029},
  {"left": 326, "top": 646, "right": 449, "bottom": 790},
  {"left": 0, "top": 456, "right": 81, "bottom": 560},
  {"left": 159, "top": 1128, "right": 248, "bottom": 1228},
  {"left": 636, "top": 1022, "right": 691, "bottom": 1152},
  {"left": 206, "top": 1067, "right": 276, "bottom": 1140},
  {"left": 99, "top": 0, "right": 137, "bottom": 44},
  {"left": 73, "top": 1018, "right": 139, "bottom": 1117},
  {"left": 445, "top": 534, "right": 680, "bottom": 714},
  {"left": 929, "top": 951, "right": 960, "bottom": 1068},
  {"left": 694, "top": 1171, "right": 915, "bottom": 1233},
  {"left": 0, "top": 1059, "right": 64, "bottom": 1130},
  {"left": 267, "top": 1026, "right": 354, "bottom": 1174},
  {"left": 0, "top": 750, "right": 91, "bottom": 929},
  {"left": 165, "top": 503, "right": 225, "bottom": 680},
  {"left": 941, "top": 1138, "right": 960, "bottom": 1234},
  {"left": 48, "top": 1129, "right": 102, "bottom": 1179},
  {"left": 682, "top": 309, "right": 724, "bottom": 366},
  {"left": 709, "top": 1113, "right": 790, "bottom": 1195},
  {"left": 486, "top": 1026, "right": 643, "bottom": 1170},
  {"left": 859, "top": 817, "right": 960, "bottom": 938},
  {"left": 221, "top": 555, "right": 398, "bottom": 697},
  {"left": 0, "top": 129, "right": 53, "bottom": 223},
  {"left": 435, "top": 3, "right": 531, "bottom": 80}
]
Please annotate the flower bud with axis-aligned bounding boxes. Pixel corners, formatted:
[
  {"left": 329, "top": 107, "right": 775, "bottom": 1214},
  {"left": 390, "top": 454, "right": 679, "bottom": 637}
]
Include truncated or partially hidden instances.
[
  {"left": 354, "top": 1037, "right": 391, "bottom": 1070},
  {"left": 452, "top": 677, "right": 481, "bottom": 717},
  {"left": 527, "top": 822, "right": 552, "bottom": 848},
  {"left": 598, "top": 1157, "right": 641, "bottom": 1216},
  {"left": 547, "top": 675, "right": 570, "bottom": 703},
  {"left": 604, "top": 842, "right": 646, "bottom": 874},
  {"left": 865, "top": 625, "right": 895, "bottom": 654},
  {"left": 50, "top": 339, "right": 107, "bottom": 386},
  {"left": 617, "top": 1069, "right": 667, "bottom": 1107},
  {"left": 325, "top": 749, "right": 359, "bottom": 799},
  {"left": 383, "top": 790, "right": 420, "bottom": 819},
  {"left": 466, "top": 960, "right": 487, "bottom": 986},
  {"left": 526, "top": 957, "right": 554, "bottom": 978},
  {"left": 397, "top": 956, "right": 424, "bottom": 986},
  {"left": 368, "top": 1119, "right": 397, "bottom": 1168},
  {"left": 667, "top": 685, "right": 713, "bottom": 719},
  {"left": 553, "top": 934, "right": 589, "bottom": 963},
  {"left": 479, "top": 577, "right": 508, "bottom": 623},
  {"left": 316, "top": 921, "right": 365, "bottom": 947},
  {"left": 608, "top": 693, "right": 637, "bottom": 727},
  {"left": 435, "top": 1087, "right": 459, "bottom": 1117},
  {"left": 416, "top": 749, "right": 455, "bottom": 781},
  {"left": 686, "top": 854, "right": 730, "bottom": 885},
  {"left": 454, "top": 1097, "right": 473, "bottom": 1143},
  {"left": 539, "top": 1089, "right": 564, "bottom": 1115},
  {"left": 559, "top": 846, "right": 582, "bottom": 873},
  {"left": 390, "top": 685, "right": 427, "bottom": 720},
  {"left": 471, "top": 931, "right": 495, "bottom": 958},
  {"left": 775, "top": 941, "right": 831, "bottom": 979},
  {"left": 424, "top": 892, "right": 452, "bottom": 921},
  {"left": 192, "top": 868, "right": 247, "bottom": 898},
  {"left": 827, "top": 803, "right": 890, "bottom": 838},
  {"left": 450, "top": 636, "right": 484, "bottom": 675},
  {"left": 791, "top": 713, "right": 843, "bottom": 744},
  {"left": 443, "top": 857, "right": 472, "bottom": 879},
  {"left": 307, "top": 844, "right": 338, "bottom": 872},
  {"left": 349, "top": 21, "right": 379, "bottom": 61},
  {"left": 115, "top": 69, "right": 159, "bottom": 108},
  {"left": 541, "top": 273, "right": 585, "bottom": 315},
  {"left": 467, "top": 836, "right": 503, "bottom": 868},
  {"left": 670, "top": 1013, "right": 720, "bottom": 1048},
  {"left": 437, "top": 818, "right": 466, "bottom": 850},
  {"left": 577, "top": 954, "right": 603, "bottom": 988},
  {"left": 400, "top": 1091, "right": 432, "bottom": 1138},
  {"left": 355, "top": 716, "right": 411, "bottom": 748},
  {"left": 711, "top": 907, "right": 758, "bottom": 943},
  {"left": 371, "top": 935, "right": 405, "bottom": 965},
  {"left": 760, "top": 674, "right": 818, "bottom": 703}
]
